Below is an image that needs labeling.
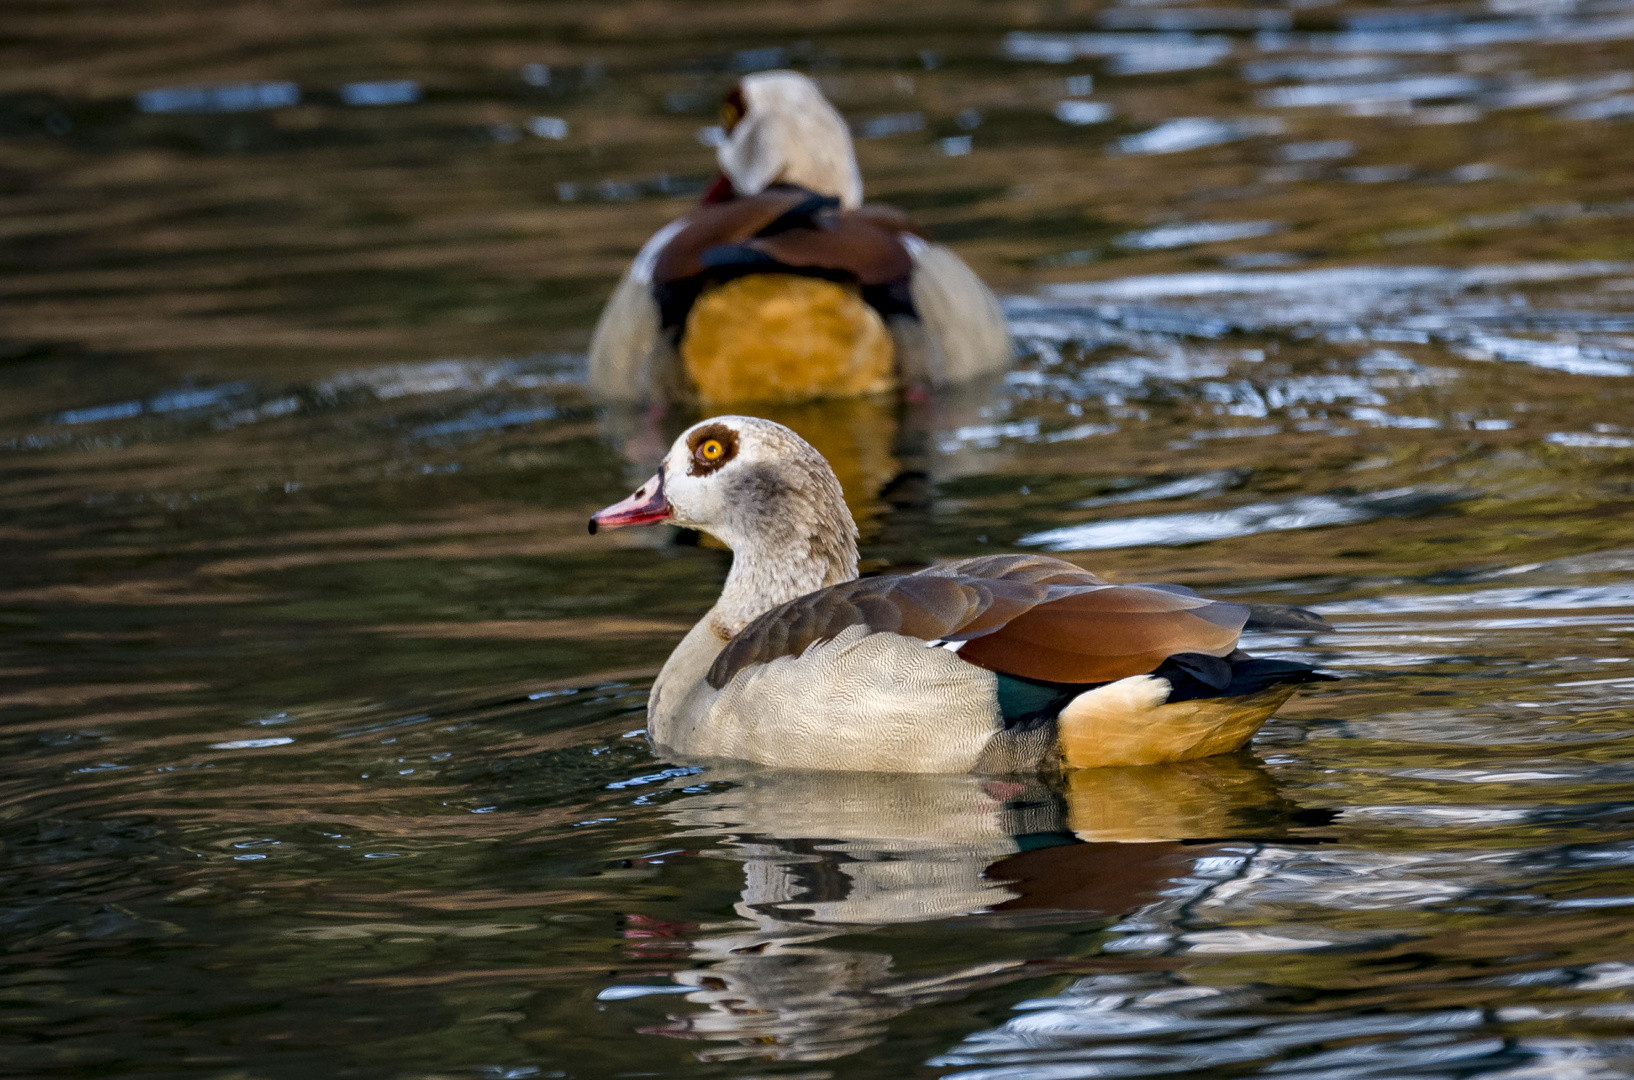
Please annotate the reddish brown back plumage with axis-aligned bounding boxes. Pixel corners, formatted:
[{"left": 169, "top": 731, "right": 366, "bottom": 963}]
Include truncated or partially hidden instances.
[{"left": 651, "top": 190, "right": 916, "bottom": 289}]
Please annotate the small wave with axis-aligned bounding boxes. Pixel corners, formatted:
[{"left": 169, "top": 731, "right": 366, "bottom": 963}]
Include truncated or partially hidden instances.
[
  {"left": 1042, "top": 261, "right": 1634, "bottom": 301},
  {"left": 1021, "top": 487, "right": 1460, "bottom": 551},
  {"left": 1318, "top": 585, "right": 1634, "bottom": 614}
]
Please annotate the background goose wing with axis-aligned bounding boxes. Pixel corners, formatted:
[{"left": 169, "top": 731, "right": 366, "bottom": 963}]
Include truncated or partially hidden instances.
[
  {"left": 901, "top": 237, "right": 1012, "bottom": 385},
  {"left": 587, "top": 217, "right": 692, "bottom": 400},
  {"left": 586, "top": 265, "right": 665, "bottom": 400},
  {"left": 745, "top": 211, "right": 914, "bottom": 285},
  {"left": 650, "top": 192, "right": 807, "bottom": 284},
  {"left": 706, "top": 555, "right": 1252, "bottom": 690}
]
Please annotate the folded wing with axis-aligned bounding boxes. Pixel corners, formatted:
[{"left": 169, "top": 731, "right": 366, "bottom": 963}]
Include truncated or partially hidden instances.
[{"left": 707, "top": 554, "right": 1254, "bottom": 689}]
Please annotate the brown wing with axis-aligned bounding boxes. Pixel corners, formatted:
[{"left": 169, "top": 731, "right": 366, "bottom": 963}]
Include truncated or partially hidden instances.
[
  {"left": 706, "top": 572, "right": 1031, "bottom": 689},
  {"left": 652, "top": 191, "right": 914, "bottom": 289},
  {"left": 706, "top": 553, "right": 1249, "bottom": 690},
  {"left": 652, "top": 192, "right": 808, "bottom": 284},
  {"left": 747, "top": 214, "right": 912, "bottom": 285},
  {"left": 955, "top": 586, "right": 1245, "bottom": 684},
  {"left": 853, "top": 203, "right": 925, "bottom": 237}
]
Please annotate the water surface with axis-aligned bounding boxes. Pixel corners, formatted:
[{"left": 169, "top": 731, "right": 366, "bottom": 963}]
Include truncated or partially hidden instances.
[{"left": 4, "top": 1, "right": 1634, "bottom": 1077}]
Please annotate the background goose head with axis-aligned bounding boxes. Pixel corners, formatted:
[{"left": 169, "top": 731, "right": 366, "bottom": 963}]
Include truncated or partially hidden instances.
[
  {"left": 591, "top": 416, "right": 860, "bottom": 606},
  {"left": 716, "top": 71, "right": 863, "bottom": 209}
]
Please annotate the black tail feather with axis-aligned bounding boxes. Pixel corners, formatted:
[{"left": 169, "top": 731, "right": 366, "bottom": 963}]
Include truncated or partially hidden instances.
[
  {"left": 1244, "top": 604, "right": 1332, "bottom": 633},
  {"left": 1156, "top": 652, "right": 1337, "bottom": 704},
  {"left": 994, "top": 651, "right": 1336, "bottom": 727}
]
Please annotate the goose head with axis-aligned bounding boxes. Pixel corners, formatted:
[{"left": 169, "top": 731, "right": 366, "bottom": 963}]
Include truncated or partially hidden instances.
[
  {"left": 591, "top": 416, "right": 857, "bottom": 556},
  {"left": 715, "top": 71, "right": 863, "bottom": 209},
  {"left": 591, "top": 417, "right": 860, "bottom": 621}
]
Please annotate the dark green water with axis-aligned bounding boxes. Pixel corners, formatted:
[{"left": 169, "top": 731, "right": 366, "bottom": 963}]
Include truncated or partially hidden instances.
[{"left": 5, "top": 2, "right": 1634, "bottom": 1077}]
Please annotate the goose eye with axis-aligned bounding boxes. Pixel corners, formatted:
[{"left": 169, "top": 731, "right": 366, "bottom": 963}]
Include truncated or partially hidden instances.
[
  {"left": 698, "top": 439, "right": 724, "bottom": 462},
  {"left": 721, "top": 101, "right": 743, "bottom": 132}
]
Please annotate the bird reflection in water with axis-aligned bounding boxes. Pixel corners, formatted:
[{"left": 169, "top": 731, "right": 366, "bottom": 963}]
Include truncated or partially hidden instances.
[{"left": 618, "top": 755, "right": 1324, "bottom": 1063}]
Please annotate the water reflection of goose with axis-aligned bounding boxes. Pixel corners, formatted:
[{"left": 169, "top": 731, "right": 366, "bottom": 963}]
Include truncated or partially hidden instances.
[
  {"left": 618, "top": 756, "right": 1312, "bottom": 1063},
  {"left": 587, "top": 71, "right": 1010, "bottom": 405},
  {"left": 591, "top": 416, "right": 1334, "bottom": 772}
]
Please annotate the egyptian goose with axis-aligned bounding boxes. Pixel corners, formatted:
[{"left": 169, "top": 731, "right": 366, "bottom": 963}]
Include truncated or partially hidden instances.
[
  {"left": 590, "top": 416, "right": 1334, "bottom": 773},
  {"left": 587, "top": 71, "right": 1011, "bottom": 405}
]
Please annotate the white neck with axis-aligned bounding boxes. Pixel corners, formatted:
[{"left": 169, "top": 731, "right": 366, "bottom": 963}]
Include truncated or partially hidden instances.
[{"left": 710, "top": 533, "right": 857, "bottom": 638}]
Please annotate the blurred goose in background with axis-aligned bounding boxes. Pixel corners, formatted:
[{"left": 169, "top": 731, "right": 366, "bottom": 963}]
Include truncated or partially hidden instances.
[
  {"left": 590, "top": 416, "right": 1335, "bottom": 773},
  {"left": 587, "top": 70, "right": 1011, "bottom": 405}
]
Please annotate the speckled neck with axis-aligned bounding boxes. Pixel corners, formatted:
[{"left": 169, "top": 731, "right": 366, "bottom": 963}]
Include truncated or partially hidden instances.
[
  {"left": 710, "top": 527, "right": 858, "bottom": 639},
  {"left": 707, "top": 456, "right": 859, "bottom": 639}
]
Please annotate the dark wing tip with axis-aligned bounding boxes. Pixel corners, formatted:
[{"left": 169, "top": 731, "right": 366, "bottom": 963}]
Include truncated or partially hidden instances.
[
  {"left": 1243, "top": 604, "right": 1332, "bottom": 633},
  {"left": 704, "top": 648, "right": 734, "bottom": 690},
  {"left": 1163, "top": 655, "right": 1338, "bottom": 703}
]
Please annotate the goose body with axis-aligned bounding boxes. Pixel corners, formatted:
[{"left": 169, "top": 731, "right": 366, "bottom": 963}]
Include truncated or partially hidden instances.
[
  {"left": 590, "top": 416, "right": 1333, "bottom": 774},
  {"left": 587, "top": 71, "right": 1011, "bottom": 404}
]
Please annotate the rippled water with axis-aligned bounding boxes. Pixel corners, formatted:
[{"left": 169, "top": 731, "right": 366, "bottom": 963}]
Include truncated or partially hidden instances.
[{"left": 5, "top": 2, "right": 1634, "bottom": 1077}]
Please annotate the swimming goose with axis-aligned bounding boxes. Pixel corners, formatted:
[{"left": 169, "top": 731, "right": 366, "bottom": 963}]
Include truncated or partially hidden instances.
[
  {"left": 587, "top": 70, "right": 1011, "bottom": 405},
  {"left": 590, "top": 416, "right": 1334, "bottom": 773}
]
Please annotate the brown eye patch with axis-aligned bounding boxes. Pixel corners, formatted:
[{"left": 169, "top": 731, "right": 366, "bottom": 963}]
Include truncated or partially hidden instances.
[{"left": 686, "top": 423, "right": 739, "bottom": 476}]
